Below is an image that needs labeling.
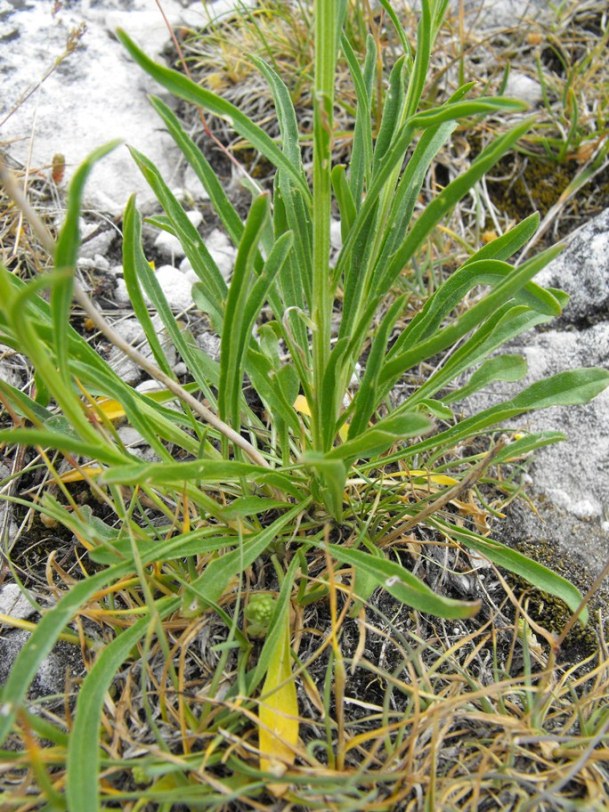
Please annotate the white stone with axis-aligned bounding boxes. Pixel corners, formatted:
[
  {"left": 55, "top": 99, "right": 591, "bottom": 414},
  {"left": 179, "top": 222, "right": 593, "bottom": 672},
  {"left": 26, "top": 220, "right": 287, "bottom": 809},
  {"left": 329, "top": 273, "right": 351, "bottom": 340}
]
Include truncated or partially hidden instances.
[
  {"left": 155, "top": 265, "right": 194, "bottom": 312},
  {"left": 0, "top": 356, "right": 21, "bottom": 389},
  {"left": 206, "top": 229, "right": 236, "bottom": 282},
  {"left": 117, "top": 426, "right": 148, "bottom": 448},
  {"left": 505, "top": 72, "right": 542, "bottom": 106},
  {"left": 0, "top": 584, "right": 36, "bottom": 621},
  {"left": 197, "top": 331, "right": 221, "bottom": 361},
  {"left": 79, "top": 230, "right": 116, "bottom": 260},
  {"left": 135, "top": 379, "right": 164, "bottom": 395},
  {"left": 183, "top": 164, "right": 211, "bottom": 201},
  {"left": 0, "top": 1, "right": 193, "bottom": 215},
  {"left": 93, "top": 253, "right": 110, "bottom": 272},
  {"left": 535, "top": 209, "right": 609, "bottom": 323},
  {"left": 330, "top": 219, "right": 343, "bottom": 251},
  {"left": 107, "top": 314, "right": 177, "bottom": 384},
  {"left": 154, "top": 211, "right": 203, "bottom": 259},
  {"left": 113, "top": 278, "right": 131, "bottom": 307}
]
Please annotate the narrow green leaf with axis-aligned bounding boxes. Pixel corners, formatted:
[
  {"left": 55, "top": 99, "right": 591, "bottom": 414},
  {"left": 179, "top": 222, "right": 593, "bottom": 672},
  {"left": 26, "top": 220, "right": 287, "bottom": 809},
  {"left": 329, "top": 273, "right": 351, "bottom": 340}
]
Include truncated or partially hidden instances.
[
  {"left": 220, "top": 194, "right": 270, "bottom": 428},
  {"left": 406, "top": 368, "right": 609, "bottom": 459},
  {"left": 375, "top": 118, "right": 536, "bottom": 292},
  {"left": 67, "top": 598, "right": 179, "bottom": 812},
  {"left": 129, "top": 145, "right": 227, "bottom": 310},
  {"left": 444, "top": 354, "right": 528, "bottom": 404},
  {"left": 348, "top": 295, "right": 407, "bottom": 438},
  {"left": 432, "top": 518, "right": 587, "bottom": 623},
  {"left": 325, "top": 543, "right": 480, "bottom": 618},
  {"left": 328, "top": 412, "right": 431, "bottom": 461},
  {"left": 301, "top": 452, "right": 347, "bottom": 522},
  {"left": 190, "top": 501, "right": 308, "bottom": 606},
  {"left": 492, "top": 431, "right": 566, "bottom": 463},
  {"left": 0, "top": 561, "right": 136, "bottom": 745},
  {"left": 117, "top": 30, "right": 310, "bottom": 200},
  {"left": 53, "top": 141, "right": 121, "bottom": 381},
  {"left": 148, "top": 95, "right": 244, "bottom": 246},
  {"left": 380, "top": 246, "right": 563, "bottom": 388},
  {"left": 122, "top": 196, "right": 176, "bottom": 377},
  {"left": 0, "top": 428, "right": 127, "bottom": 465}
]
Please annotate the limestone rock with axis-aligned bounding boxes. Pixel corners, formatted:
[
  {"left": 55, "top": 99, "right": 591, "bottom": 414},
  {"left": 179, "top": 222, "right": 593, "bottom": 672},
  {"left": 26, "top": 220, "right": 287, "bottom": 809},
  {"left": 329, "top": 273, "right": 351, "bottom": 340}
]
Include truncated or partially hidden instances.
[
  {"left": 0, "top": 583, "right": 36, "bottom": 621},
  {"left": 154, "top": 211, "right": 203, "bottom": 260},
  {"left": 0, "top": 0, "right": 191, "bottom": 215},
  {"left": 535, "top": 208, "right": 609, "bottom": 325},
  {"left": 107, "top": 314, "right": 177, "bottom": 385},
  {"left": 504, "top": 72, "right": 542, "bottom": 106},
  {"left": 461, "top": 210, "right": 609, "bottom": 589}
]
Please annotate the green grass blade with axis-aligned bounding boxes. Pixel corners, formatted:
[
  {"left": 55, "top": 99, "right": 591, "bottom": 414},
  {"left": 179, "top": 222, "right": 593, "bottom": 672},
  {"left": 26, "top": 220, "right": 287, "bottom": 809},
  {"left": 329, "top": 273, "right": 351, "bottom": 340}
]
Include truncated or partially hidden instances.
[
  {"left": 463, "top": 213, "right": 540, "bottom": 264},
  {"left": 53, "top": 141, "right": 121, "bottom": 380},
  {"left": 405, "top": 368, "right": 609, "bottom": 460},
  {"left": 117, "top": 30, "right": 310, "bottom": 200},
  {"left": 431, "top": 518, "right": 588, "bottom": 623},
  {"left": 0, "top": 428, "right": 128, "bottom": 465},
  {"left": 348, "top": 295, "right": 407, "bottom": 438},
  {"left": 250, "top": 56, "right": 304, "bottom": 172},
  {"left": 148, "top": 95, "right": 244, "bottom": 245},
  {"left": 327, "top": 412, "right": 431, "bottom": 461},
  {"left": 324, "top": 543, "right": 480, "bottom": 619},
  {"left": 66, "top": 598, "right": 180, "bottom": 812},
  {"left": 392, "top": 304, "right": 557, "bottom": 410},
  {"left": 374, "top": 118, "right": 535, "bottom": 293},
  {"left": 341, "top": 32, "right": 375, "bottom": 203},
  {"left": 129, "top": 145, "right": 227, "bottom": 310},
  {"left": 226, "top": 231, "right": 293, "bottom": 428},
  {"left": 373, "top": 56, "right": 406, "bottom": 169},
  {"left": 0, "top": 561, "right": 135, "bottom": 745},
  {"left": 122, "top": 196, "right": 176, "bottom": 377},
  {"left": 311, "top": 0, "right": 346, "bottom": 449},
  {"left": 189, "top": 501, "right": 309, "bottom": 605},
  {"left": 443, "top": 354, "right": 528, "bottom": 404},
  {"left": 220, "top": 194, "right": 269, "bottom": 428},
  {"left": 380, "top": 246, "right": 563, "bottom": 388},
  {"left": 390, "top": 254, "right": 561, "bottom": 360}
]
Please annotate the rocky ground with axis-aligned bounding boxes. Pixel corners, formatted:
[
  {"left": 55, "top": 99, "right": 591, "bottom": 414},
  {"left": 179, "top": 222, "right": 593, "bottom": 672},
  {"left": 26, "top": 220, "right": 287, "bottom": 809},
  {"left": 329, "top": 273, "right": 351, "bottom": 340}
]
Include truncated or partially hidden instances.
[{"left": 1, "top": 0, "right": 608, "bottom": 728}]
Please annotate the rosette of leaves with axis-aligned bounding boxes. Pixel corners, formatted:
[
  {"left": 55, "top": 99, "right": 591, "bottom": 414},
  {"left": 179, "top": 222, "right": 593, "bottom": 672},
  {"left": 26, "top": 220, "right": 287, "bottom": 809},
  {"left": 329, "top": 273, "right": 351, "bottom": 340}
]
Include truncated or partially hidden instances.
[{"left": 1, "top": 0, "right": 609, "bottom": 808}]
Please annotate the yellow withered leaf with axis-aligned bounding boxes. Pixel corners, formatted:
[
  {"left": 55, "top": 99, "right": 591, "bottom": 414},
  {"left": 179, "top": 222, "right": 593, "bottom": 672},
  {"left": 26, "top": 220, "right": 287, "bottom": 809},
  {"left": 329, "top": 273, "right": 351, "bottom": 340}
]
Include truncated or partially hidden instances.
[
  {"left": 293, "top": 395, "right": 350, "bottom": 442},
  {"left": 258, "top": 608, "right": 298, "bottom": 794},
  {"left": 87, "top": 397, "right": 126, "bottom": 422},
  {"left": 385, "top": 469, "right": 459, "bottom": 487},
  {"left": 57, "top": 465, "right": 104, "bottom": 484}
]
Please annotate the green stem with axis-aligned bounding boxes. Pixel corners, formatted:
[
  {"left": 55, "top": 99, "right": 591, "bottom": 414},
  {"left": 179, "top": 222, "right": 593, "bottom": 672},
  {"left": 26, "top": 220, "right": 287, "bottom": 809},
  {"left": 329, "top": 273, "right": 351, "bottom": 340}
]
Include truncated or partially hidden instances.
[{"left": 311, "top": 0, "right": 335, "bottom": 450}]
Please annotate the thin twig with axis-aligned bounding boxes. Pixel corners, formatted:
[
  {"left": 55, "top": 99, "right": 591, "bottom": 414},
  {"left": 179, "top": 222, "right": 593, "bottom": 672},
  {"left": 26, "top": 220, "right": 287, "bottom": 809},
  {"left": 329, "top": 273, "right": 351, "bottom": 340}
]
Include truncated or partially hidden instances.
[
  {"left": 553, "top": 552, "right": 609, "bottom": 651},
  {"left": 0, "top": 158, "right": 271, "bottom": 469},
  {"left": 378, "top": 440, "right": 506, "bottom": 546}
]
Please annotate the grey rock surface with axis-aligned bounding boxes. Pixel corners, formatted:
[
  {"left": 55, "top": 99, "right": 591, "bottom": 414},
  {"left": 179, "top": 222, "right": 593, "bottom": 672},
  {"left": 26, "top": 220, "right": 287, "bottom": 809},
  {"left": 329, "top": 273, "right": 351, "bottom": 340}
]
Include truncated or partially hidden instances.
[
  {"left": 0, "top": 583, "right": 37, "bottom": 621},
  {"left": 534, "top": 209, "right": 609, "bottom": 326},
  {"left": 463, "top": 209, "right": 609, "bottom": 591},
  {"left": 0, "top": 629, "right": 85, "bottom": 698},
  {"left": 0, "top": 0, "right": 251, "bottom": 215}
]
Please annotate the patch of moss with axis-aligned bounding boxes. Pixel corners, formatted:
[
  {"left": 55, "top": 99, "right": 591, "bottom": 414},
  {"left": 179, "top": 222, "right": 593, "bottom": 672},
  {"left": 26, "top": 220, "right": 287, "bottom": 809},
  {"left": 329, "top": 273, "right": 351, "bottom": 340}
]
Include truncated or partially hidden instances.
[
  {"left": 487, "top": 156, "right": 576, "bottom": 220},
  {"left": 505, "top": 537, "right": 602, "bottom": 664}
]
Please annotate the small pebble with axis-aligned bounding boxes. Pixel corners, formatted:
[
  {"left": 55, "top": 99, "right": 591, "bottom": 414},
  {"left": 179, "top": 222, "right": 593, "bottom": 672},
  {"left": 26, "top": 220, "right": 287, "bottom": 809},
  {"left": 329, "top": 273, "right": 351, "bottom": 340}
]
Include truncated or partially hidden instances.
[
  {"left": 155, "top": 265, "right": 195, "bottom": 312},
  {"left": 154, "top": 211, "right": 203, "bottom": 260},
  {"left": 206, "top": 229, "right": 236, "bottom": 282},
  {"left": 80, "top": 229, "right": 116, "bottom": 260},
  {"left": 505, "top": 72, "right": 542, "bottom": 106},
  {"left": 0, "top": 584, "right": 37, "bottom": 621}
]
